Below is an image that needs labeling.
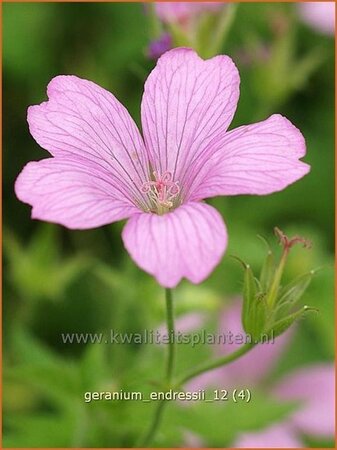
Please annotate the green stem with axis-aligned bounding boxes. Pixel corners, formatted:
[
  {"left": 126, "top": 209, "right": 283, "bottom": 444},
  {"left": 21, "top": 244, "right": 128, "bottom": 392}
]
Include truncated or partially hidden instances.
[
  {"left": 265, "top": 249, "right": 288, "bottom": 308},
  {"left": 148, "top": 2, "right": 163, "bottom": 39},
  {"left": 138, "top": 296, "right": 256, "bottom": 447},
  {"left": 165, "top": 288, "right": 175, "bottom": 384},
  {"left": 139, "top": 399, "right": 167, "bottom": 447},
  {"left": 138, "top": 288, "right": 175, "bottom": 447},
  {"left": 175, "top": 342, "right": 255, "bottom": 387},
  {"left": 207, "top": 3, "right": 239, "bottom": 56}
]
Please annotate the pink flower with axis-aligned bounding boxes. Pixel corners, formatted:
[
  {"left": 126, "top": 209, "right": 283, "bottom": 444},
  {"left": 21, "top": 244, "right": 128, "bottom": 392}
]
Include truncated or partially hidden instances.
[
  {"left": 183, "top": 302, "right": 334, "bottom": 447},
  {"left": 235, "top": 423, "right": 303, "bottom": 448},
  {"left": 298, "top": 2, "right": 335, "bottom": 36},
  {"left": 235, "top": 366, "right": 335, "bottom": 447},
  {"left": 235, "top": 362, "right": 335, "bottom": 447},
  {"left": 154, "top": 2, "right": 224, "bottom": 24},
  {"left": 273, "top": 364, "right": 335, "bottom": 438},
  {"left": 15, "top": 48, "right": 309, "bottom": 288}
]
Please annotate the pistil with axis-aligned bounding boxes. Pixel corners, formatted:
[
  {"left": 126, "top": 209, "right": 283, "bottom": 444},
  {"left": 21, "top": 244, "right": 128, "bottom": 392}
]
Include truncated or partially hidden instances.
[{"left": 141, "top": 171, "right": 180, "bottom": 214}]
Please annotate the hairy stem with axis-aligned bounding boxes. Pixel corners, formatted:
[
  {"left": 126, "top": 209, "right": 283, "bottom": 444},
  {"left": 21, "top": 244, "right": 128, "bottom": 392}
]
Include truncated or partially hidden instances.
[
  {"left": 165, "top": 288, "right": 175, "bottom": 384},
  {"left": 138, "top": 288, "right": 175, "bottom": 446},
  {"left": 138, "top": 293, "right": 256, "bottom": 447},
  {"left": 208, "top": 3, "right": 239, "bottom": 56},
  {"left": 175, "top": 342, "right": 255, "bottom": 387},
  {"left": 139, "top": 399, "right": 167, "bottom": 447}
]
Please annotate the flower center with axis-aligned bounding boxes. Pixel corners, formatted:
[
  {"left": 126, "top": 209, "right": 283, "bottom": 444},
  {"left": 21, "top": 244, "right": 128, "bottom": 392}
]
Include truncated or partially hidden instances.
[{"left": 141, "top": 171, "right": 180, "bottom": 214}]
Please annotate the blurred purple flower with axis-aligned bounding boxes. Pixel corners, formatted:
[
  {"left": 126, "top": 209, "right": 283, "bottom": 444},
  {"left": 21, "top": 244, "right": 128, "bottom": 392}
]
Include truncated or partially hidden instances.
[
  {"left": 235, "top": 364, "right": 335, "bottom": 447},
  {"left": 183, "top": 301, "right": 335, "bottom": 447},
  {"left": 298, "top": 2, "right": 335, "bottom": 36},
  {"left": 15, "top": 48, "right": 309, "bottom": 288},
  {"left": 273, "top": 364, "right": 335, "bottom": 438},
  {"left": 235, "top": 423, "right": 303, "bottom": 448},
  {"left": 154, "top": 2, "right": 224, "bottom": 24},
  {"left": 147, "top": 32, "right": 172, "bottom": 60}
]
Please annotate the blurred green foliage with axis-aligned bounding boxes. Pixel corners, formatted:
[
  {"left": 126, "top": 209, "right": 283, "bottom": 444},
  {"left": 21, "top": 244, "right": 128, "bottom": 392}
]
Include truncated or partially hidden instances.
[{"left": 3, "top": 2, "right": 334, "bottom": 448}]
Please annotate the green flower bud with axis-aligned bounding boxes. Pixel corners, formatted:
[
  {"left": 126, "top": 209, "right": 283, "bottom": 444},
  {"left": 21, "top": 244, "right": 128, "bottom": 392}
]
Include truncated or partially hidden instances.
[
  {"left": 259, "top": 248, "right": 275, "bottom": 292},
  {"left": 239, "top": 261, "right": 268, "bottom": 340},
  {"left": 241, "top": 263, "right": 257, "bottom": 333},
  {"left": 237, "top": 228, "right": 316, "bottom": 341}
]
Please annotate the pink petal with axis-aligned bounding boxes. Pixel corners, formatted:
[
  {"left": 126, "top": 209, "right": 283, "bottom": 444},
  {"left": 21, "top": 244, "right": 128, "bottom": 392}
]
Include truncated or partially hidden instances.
[
  {"left": 273, "top": 364, "right": 335, "bottom": 437},
  {"left": 191, "top": 114, "right": 310, "bottom": 200},
  {"left": 298, "top": 2, "right": 335, "bottom": 36},
  {"left": 27, "top": 75, "right": 150, "bottom": 206},
  {"left": 15, "top": 157, "right": 138, "bottom": 229},
  {"left": 234, "top": 423, "right": 303, "bottom": 448},
  {"left": 122, "top": 202, "right": 227, "bottom": 288},
  {"left": 141, "top": 48, "right": 240, "bottom": 200}
]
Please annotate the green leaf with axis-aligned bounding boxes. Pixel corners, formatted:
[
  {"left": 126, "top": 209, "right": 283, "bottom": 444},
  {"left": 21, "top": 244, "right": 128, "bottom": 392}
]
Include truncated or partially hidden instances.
[
  {"left": 290, "top": 47, "right": 326, "bottom": 90},
  {"left": 3, "top": 225, "right": 89, "bottom": 302},
  {"left": 3, "top": 412, "right": 78, "bottom": 447},
  {"left": 80, "top": 343, "right": 109, "bottom": 392},
  {"left": 275, "top": 271, "right": 314, "bottom": 318},
  {"left": 5, "top": 328, "right": 80, "bottom": 406},
  {"left": 242, "top": 264, "right": 257, "bottom": 334},
  {"left": 267, "top": 306, "right": 317, "bottom": 338}
]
